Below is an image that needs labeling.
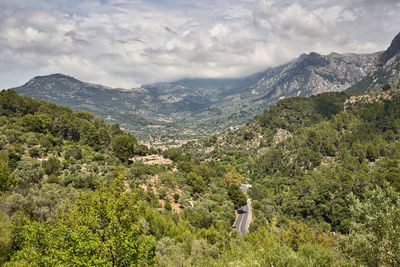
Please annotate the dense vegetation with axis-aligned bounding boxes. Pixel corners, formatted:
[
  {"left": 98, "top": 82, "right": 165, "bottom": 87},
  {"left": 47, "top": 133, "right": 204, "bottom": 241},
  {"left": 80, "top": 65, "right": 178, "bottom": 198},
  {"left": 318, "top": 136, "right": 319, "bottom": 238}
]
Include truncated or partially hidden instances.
[{"left": 1, "top": 84, "right": 400, "bottom": 265}]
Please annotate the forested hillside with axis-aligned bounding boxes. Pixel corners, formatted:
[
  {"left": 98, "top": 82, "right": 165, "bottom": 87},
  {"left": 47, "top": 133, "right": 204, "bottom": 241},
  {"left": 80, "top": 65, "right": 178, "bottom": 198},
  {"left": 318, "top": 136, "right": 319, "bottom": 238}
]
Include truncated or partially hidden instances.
[{"left": 1, "top": 87, "right": 400, "bottom": 266}]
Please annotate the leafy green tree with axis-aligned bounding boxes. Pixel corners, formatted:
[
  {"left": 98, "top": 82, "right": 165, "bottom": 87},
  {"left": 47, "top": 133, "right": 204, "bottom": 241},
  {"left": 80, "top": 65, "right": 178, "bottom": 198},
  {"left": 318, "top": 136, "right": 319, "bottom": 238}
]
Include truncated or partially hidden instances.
[
  {"left": 366, "top": 142, "right": 378, "bottom": 161},
  {"left": 173, "top": 193, "right": 180, "bottom": 203},
  {"left": 184, "top": 207, "right": 213, "bottom": 229},
  {"left": 10, "top": 178, "right": 155, "bottom": 265},
  {"left": 13, "top": 161, "right": 44, "bottom": 187},
  {"left": 74, "top": 110, "right": 94, "bottom": 121},
  {"left": 186, "top": 172, "right": 205, "bottom": 194},
  {"left": 110, "top": 124, "right": 124, "bottom": 136},
  {"left": 20, "top": 114, "right": 53, "bottom": 133},
  {"left": 80, "top": 120, "right": 100, "bottom": 148},
  {"left": 342, "top": 185, "right": 400, "bottom": 266},
  {"left": 136, "top": 144, "right": 149, "bottom": 156},
  {"left": 28, "top": 147, "right": 40, "bottom": 158},
  {"left": 0, "top": 211, "right": 11, "bottom": 264},
  {"left": 163, "top": 148, "right": 182, "bottom": 162},
  {"left": 64, "top": 146, "right": 82, "bottom": 160},
  {"left": 111, "top": 134, "right": 137, "bottom": 162},
  {"left": 228, "top": 184, "right": 247, "bottom": 209},
  {"left": 42, "top": 157, "right": 61, "bottom": 176},
  {"left": 165, "top": 198, "right": 172, "bottom": 211},
  {"left": 222, "top": 168, "right": 243, "bottom": 187},
  {"left": 7, "top": 152, "right": 21, "bottom": 171},
  {"left": 0, "top": 159, "right": 13, "bottom": 192}
]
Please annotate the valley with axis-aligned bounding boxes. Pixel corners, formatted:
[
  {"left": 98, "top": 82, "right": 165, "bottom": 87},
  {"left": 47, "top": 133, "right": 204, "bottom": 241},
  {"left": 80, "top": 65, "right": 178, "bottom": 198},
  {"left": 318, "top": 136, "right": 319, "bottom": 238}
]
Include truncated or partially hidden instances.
[
  {"left": 1, "top": 13, "right": 400, "bottom": 265},
  {"left": 13, "top": 33, "right": 400, "bottom": 145}
]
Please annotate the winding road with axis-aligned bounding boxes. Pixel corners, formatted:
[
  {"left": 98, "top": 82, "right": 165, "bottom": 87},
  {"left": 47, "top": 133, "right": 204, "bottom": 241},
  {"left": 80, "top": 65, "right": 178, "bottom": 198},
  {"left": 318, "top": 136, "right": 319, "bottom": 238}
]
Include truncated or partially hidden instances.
[{"left": 233, "top": 184, "right": 252, "bottom": 234}]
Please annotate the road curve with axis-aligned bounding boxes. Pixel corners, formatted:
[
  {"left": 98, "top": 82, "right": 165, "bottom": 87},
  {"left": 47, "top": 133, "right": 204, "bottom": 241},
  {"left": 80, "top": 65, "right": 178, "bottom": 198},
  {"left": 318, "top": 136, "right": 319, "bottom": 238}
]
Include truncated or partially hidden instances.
[{"left": 233, "top": 184, "right": 252, "bottom": 234}]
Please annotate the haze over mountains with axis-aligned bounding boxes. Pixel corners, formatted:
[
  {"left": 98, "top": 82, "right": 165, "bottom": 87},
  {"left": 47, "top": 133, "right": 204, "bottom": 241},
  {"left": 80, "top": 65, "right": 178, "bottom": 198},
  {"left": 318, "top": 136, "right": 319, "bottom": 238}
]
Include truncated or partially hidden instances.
[{"left": 12, "top": 32, "right": 400, "bottom": 143}]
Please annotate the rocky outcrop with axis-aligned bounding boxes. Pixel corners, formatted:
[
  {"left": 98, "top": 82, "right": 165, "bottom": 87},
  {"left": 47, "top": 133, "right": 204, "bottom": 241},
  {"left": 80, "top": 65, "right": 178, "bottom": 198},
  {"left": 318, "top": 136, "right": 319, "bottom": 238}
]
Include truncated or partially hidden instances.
[{"left": 379, "top": 32, "right": 400, "bottom": 65}]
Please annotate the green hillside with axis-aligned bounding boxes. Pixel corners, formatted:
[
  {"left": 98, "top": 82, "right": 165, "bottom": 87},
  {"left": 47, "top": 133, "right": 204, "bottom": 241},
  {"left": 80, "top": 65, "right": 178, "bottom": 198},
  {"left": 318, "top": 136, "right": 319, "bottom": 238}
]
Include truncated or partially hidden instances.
[{"left": 1, "top": 86, "right": 400, "bottom": 265}]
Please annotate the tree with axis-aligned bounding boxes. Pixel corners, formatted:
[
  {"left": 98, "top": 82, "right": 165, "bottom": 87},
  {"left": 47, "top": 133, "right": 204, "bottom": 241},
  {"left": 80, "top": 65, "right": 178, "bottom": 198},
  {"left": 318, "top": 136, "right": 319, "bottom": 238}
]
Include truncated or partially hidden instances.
[
  {"left": 342, "top": 185, "right": 400, "bottom": 266},
  {"left": 29, "top": 147, "right": 40, "bottom": 158},
  {"left": 10, "top": 177, "right": 156, "bottom": 265},
  {"left": 74, "top": 110, "right": 94, "bottom": 121},
  {"left": 0, "top": 161, "right": 13, "bottom": 192},
  {"left": 164, "top": 198, "right": 172, "bottom": 211},
  {"left": 173, "top": 193, "right": 180, "bottom": 203},
  {"left": 64, "top": 146, "right": 82, "bottom": 160},
  {"left": 0, "top": 157, "right": 13, "bottom": 192},
  {"left": 79, "top": 120, "right": 100, "bottom": 148},
  {"left": 222, "top": 168, "right": 244, "bottom": 187},
  {"left": 42, "top": 157, "right": 61, "bottom": 176},
  {"left": 228, "top": 184, "right": 247, "bottom": 209},
  {"left": 186, "top": 172, "right": 205, "bottom": 194},
  {"left": 0, "top": 211, "right": 11, "bottom": 264},
  {"left": 20, "top": 114, "right": 53, "bottom": 133},
  {"left": 111, "top": 134, "right": 137, "bottom": 162}
]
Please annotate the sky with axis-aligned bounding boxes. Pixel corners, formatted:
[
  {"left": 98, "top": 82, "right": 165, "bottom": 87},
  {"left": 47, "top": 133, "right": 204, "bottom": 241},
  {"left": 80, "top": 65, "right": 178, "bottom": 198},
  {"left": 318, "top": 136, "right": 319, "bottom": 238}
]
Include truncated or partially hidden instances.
[{"left": 1, "top": 0, "right": 400, "bottom": 89}]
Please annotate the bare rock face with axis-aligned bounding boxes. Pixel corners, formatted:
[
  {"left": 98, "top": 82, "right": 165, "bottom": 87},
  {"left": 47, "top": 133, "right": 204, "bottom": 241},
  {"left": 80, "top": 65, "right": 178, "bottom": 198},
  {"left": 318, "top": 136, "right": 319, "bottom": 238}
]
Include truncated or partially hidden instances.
[
  {"left": 249, "top": 51, "right": 378, "bottom": 101},
  {"left": 379, "top": 32, "right": 400, "bottom": 65},
  {"left": 347, "top": 32, "right": 400, "bottom": 94}
]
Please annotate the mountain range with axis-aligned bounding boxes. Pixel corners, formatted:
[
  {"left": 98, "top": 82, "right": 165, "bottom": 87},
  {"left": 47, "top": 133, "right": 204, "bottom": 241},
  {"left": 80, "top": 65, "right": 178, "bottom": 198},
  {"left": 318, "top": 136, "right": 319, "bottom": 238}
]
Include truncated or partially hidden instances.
[{"left": 11, "top": 32, "right": 400, "bottom": 144}]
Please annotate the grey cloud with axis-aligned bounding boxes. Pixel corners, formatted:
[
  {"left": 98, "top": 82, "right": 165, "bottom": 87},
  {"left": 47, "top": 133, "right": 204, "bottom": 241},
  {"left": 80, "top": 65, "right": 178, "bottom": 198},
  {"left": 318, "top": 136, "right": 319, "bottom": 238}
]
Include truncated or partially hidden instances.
[
  {"left": 254, "top": 3, "right": 327, "bottom": 43},
  {"left": 164, "top": 26, "right": 177, "bottom": 35},
  {"left": 0, "top": 0, "right": 399, "bottom": 89},
  {"left": 64, "top": 31, "right": 90, "bottom": 46}
]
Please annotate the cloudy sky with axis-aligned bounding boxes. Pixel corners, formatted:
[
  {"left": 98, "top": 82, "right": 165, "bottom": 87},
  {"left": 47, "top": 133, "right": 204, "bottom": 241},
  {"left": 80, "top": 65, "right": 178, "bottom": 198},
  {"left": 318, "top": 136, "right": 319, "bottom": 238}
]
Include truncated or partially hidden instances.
[{"left": 1, "top": 0, "right": 400, "bottom": 89}]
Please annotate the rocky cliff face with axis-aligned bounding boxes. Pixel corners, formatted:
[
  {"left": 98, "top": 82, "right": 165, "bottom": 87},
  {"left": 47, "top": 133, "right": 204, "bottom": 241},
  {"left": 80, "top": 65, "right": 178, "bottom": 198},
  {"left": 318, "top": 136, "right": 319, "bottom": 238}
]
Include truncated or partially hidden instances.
[
  {"left": 347, "top": 33, "right": 400, "bottom": 94},
  {"left": 249, "top": 51, "right": 378, "bottom": 101},
  {"left": 379, "top": 32, "right": 400, "bottom": 65}
]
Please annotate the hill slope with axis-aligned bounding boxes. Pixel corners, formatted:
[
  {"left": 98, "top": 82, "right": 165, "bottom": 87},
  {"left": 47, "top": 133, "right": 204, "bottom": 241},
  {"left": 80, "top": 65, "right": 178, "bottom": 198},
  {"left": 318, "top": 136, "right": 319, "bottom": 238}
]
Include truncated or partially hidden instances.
[{"left": 2, "top": 86, "right": 400, "bottom": 265}]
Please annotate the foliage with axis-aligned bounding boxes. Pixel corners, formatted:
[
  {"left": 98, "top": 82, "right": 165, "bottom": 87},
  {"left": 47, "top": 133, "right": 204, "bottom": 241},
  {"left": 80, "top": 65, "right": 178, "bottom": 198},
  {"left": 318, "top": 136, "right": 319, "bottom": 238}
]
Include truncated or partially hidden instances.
[
  {"left": 341, "top": 185, "right": 400, "bottom": 266},
  {"left": 64, "top": 145, "right": 82, "bottom": 160},
  {"left": 10, "top": 178, "right": 156, "bottom": 266},
  {"left": 111, "top": 134, "right": 137, "bottom": 162},
  {"left": 0, "top": 211, "right": 11, "bottom": 264},
  {"left": 42, "top": 157, "right": 61, "bottom": 176},
  {"left": 221, "top": 168, "right": 243, "bottom": 187},
  {"left": 0, "top": 156, "right": 14, "bottom": 192},
  {"left": 2, "top": 87, "right": 400, "bottom": 265},
  {"left": 228, "top": 184, "right": 247, "bottom": 209}
]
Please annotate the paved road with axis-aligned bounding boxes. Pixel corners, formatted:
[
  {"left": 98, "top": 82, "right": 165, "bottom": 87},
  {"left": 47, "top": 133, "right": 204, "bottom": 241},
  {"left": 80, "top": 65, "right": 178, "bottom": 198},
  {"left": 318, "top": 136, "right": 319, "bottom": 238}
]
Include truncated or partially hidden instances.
[
  {"left": 234, "top": 184, "right": 252, "bottom": 234},
  {"left": 240, "top": 184, "right": 251, "bottom": 194}
]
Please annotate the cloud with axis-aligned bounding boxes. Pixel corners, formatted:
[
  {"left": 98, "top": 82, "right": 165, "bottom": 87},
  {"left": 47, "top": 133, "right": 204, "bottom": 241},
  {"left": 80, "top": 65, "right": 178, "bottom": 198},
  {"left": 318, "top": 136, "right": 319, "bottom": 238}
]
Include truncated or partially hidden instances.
[
  {"left": 0, "top": 0, "right": 399, "bottom": 89},
  {"left": 254, "top": 3, "right": 327, "bottom": 42}
]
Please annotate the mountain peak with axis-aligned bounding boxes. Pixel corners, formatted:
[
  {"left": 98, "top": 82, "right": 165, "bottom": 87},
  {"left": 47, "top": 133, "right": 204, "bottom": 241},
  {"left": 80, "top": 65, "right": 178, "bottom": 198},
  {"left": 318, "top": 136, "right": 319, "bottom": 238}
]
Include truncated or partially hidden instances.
[
  {"left": 379, "top": 32, "right": 400, "bottom": 64},
  {"left": 295, "top": 52, "right": 329, "bottom": 68},
  {"left": 26, "top": 73, "right": 76, "bottom": 84}
]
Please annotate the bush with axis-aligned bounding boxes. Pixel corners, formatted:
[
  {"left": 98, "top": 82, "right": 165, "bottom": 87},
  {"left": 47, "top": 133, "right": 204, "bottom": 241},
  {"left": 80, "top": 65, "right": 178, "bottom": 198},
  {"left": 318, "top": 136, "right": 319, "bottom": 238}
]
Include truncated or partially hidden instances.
[
  {"left": 42, "top": 157, "right": 61, "bottom": 175},
  {"left": 29, "top": 147, "right": 40, "bottom": 158},
  {"left": 173, "top": 193, "right": 180, "bottom": 203},
  {"left": 64, "top": 146, "right": 82, "bottom": 160}
]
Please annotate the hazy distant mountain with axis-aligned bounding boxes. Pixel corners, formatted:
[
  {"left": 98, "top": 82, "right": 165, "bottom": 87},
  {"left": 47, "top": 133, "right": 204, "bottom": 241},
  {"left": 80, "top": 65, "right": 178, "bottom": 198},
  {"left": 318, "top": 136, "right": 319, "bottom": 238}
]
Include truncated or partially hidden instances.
[{"left": 12, "top": 33, "right": 400, "bottom": 142}]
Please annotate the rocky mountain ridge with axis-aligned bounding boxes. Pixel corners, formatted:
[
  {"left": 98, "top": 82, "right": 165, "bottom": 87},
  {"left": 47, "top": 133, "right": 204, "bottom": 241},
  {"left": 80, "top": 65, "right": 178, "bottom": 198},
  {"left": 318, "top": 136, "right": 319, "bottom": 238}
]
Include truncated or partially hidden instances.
[
  {"left": 346, "top": 33, "right": 400, "bottom": 94},
  {"left": 12, "top": 33, "right": 400, "bottom": 143}
]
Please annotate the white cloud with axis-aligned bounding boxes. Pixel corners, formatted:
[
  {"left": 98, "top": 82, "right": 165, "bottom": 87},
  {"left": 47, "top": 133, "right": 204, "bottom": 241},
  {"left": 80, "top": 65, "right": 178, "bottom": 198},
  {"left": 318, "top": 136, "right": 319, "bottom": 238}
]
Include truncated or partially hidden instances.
[
  {"left": 0, "top": 0, "right": 399, "bottom": 89},
  {"left": 209, "top": 24, "right": 230, "bottom": 38},
  {"left": 254, "top": 3, "right": 327, "bottom": 41}
]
